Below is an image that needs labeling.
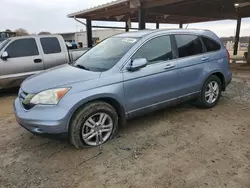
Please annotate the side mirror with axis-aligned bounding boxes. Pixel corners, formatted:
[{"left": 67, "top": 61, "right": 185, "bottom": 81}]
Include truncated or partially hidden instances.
[
  {"left": 1, "top": 51, "right": 9, "bottom": 60},
  {"left": 66, "top": 42, "right": 73, "bottom": 49},
  {"left": 127, "top": 58, "right": 147, "bottom": 71}
]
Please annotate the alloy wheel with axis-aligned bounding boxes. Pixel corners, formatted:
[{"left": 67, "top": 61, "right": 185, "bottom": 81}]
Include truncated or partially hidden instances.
[
  {"left": 205, "top": 81, "right": 219, "bottom": 104},
  {"left": 81, "top": 113, "right": 113, "bottom": 146}
]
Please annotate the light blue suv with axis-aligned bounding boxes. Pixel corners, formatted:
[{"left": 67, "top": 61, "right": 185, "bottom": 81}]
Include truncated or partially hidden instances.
[{"left": 14, "top": 29, "right": 232, "bottom": 148}]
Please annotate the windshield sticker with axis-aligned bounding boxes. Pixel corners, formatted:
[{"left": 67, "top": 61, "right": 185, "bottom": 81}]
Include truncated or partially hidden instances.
[{"left": 122, "top": 38, "right": 137, "bottom": 43}]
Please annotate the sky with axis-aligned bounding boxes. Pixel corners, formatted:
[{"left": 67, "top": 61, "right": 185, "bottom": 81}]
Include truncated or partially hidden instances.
[{"left": 1, "top": 0, "right": 250, "bottom": 37}]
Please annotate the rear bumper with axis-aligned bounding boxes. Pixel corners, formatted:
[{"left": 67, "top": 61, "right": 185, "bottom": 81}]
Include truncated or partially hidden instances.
[
  {"left": 14, "top": 98, "right": 69, "bottom": 135},
  {"left": 226, "top": 72, "right": 232, "bottom": 87}
]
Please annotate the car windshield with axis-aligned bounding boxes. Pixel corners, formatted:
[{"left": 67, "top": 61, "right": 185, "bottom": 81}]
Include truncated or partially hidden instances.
[
  {"left": 0, "top": 38, "right": 11, "bottom": 51},
  {"left": 73, "top": 37, "right": 139, "bottom": 72}
]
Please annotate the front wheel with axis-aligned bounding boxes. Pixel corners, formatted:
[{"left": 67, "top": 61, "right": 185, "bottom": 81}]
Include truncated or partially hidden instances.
[
  {"left": 69, "top": 101, "right": 118, "bottom": 148},
  {"left": 196, "top": 75, "right": 222, "bottom": 108}
]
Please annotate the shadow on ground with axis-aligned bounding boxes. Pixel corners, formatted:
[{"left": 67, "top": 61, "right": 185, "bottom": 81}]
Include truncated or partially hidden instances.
[{"left": 0, "top": 87, "right": 19, "bottom": 98}]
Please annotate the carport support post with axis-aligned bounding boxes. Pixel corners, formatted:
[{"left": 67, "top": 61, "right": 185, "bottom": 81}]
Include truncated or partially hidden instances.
[
  {"left": 156, "top": 21, "right": 159, "bottom": 29},
  {"left": 179, "top": 22, "right": 183, "bottom": 28},
  {"left": 234, "top": 17, "right": 242, "bottom": 55},
  {"left": 125, "top": 21, "right": 129, "bottom": 32},
  {"left": 138, "top": 6, "right": 145, "bottom": 30},
  {"left": 247, "top": 37, "right": 250, "bottom": 64},
  {"left": 86, "top": 19, "right": 93, "bottom": 48}
]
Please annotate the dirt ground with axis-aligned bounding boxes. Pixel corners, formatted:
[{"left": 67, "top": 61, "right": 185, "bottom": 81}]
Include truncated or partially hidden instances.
[{"left": 1, "top": 69, "right": 250, "bottom": 188}]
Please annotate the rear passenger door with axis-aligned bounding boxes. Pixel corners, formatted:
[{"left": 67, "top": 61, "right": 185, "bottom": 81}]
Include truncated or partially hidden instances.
[
  {"left": 39, "top": 37, "right": 68, "bottom": 69},
  {"left": 200, "top": 36, "right": 222, "bottom": 66},
  {"left": 174, "top": 35, "right": 208, "bottom": 97}
]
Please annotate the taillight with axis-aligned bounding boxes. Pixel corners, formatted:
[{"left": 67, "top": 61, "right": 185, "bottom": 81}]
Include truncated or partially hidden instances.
[{"left": 226, "top": 49, "right": 230, "bottom": 63}]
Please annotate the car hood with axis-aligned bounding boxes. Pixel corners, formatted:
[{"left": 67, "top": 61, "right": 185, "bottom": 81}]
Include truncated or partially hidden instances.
[{"left": 21, "top": 64, "right": 101, "bottom": 93}]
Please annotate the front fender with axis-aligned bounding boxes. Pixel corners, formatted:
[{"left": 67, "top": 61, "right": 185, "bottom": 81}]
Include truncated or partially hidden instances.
[{"left": 60, "top": 82, "right": 125, "bottom": 130}]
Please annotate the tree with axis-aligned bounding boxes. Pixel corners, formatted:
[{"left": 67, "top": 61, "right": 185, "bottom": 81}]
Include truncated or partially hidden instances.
[
  {"left": 5, "top": 29, "right": 12, "bottom": 32},
  {"left": 14, "top": 28, "right": 29, "bottom": 36},
  {"left": 38, "top": 31, "right": 51, "bottom": 35}
]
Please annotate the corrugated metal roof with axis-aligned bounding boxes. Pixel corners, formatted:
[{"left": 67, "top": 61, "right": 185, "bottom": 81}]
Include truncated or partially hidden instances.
[{"left": 67, "top": 0, "right": 129, "bottom": 17}]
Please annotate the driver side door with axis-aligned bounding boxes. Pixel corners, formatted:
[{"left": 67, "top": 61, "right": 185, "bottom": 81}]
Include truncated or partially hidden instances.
[
  {"left": 0, "top": 38, "right": 44, "bottom": 88},
  {"left": 123, "top": 35, "right": 179, "bottom": 118}
]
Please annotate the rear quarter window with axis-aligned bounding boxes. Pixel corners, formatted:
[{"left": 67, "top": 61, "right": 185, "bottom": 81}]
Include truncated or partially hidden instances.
[
  {"left": 40, "top": 37, "right": 61, "bottom": 54},
  {"left": 201, "top": 36, "right": 221, "bottom": 52}
]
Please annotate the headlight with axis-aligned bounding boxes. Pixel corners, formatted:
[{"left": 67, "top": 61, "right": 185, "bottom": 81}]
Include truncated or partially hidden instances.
[{"left": 30, "top": 88, "right": 70, "bottom": 105}]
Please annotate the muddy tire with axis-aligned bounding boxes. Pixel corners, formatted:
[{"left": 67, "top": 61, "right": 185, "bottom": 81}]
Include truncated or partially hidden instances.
[{"left": 69, "top": 101, "right": 118, "bottom": 149}]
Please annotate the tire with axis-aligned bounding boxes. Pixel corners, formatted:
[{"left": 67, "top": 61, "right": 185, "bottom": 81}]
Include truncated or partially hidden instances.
[
  {"left": 196, "top": 75, "right": 222, "bottom": 109},
  {"left": 69, "top": 101, "right": 118, "bottom": 149}
]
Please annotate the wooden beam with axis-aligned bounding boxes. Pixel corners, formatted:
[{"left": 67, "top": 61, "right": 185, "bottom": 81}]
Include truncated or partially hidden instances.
[
  {"left": 92, "top": 15, "right": 219, "bottom": 24},
  {"left": 147, "top": 0, "right": 238, "bottom": 19},
  {"left": 73, "top": 1, "right": 129, "bottom": 18},
  {"left": 142, "top": 0, "right": 186, "bottom": 8},
  {"left": 147, "top": 12, "right": 217, "bottom": 21},
  {"left": 237, "top": 5, "right": 250, "bottom": 17},
  {"left": 150, "top": 0, "right": 211, "bottom": 10},
  {"left": 88, "top": 7, "right": 132, "bottom": 19},
  {"left": 145, "top": 13, "right": 219, "bottom": 23},
  {"left": 148, "top": 6, "right": 237, "bottom": 19},
  {"left": 91, "top": 25, "right": 138, "bottom": 30}
]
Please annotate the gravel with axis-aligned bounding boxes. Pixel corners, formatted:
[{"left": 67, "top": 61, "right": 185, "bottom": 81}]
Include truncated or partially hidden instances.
[{"left": 223, "top": 78, "right": 250, "bottom": 105}]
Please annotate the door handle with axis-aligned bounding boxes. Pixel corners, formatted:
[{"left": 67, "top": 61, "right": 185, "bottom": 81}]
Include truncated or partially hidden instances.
[
  {"left": 165, "top": 64, "right": 175, "bottom": 69},
  {"left": 201, "top": 57, "right": 209, "bottom": 61},
  {"left": 34, "top": 58, "right": 42, "bottom": 63}
]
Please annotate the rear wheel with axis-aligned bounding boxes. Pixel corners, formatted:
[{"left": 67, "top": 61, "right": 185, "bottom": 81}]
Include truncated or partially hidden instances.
[
  {"left": 69, "top": 101, "right": 118, "bottom": 148},
  {"left": 196, "top": 75, "right": 222, "bottom": 108}
]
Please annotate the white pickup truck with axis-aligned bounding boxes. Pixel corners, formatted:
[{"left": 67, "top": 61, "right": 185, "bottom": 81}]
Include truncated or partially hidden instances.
[{"left": 0, "top": 35, "right": 86, "bottom": 89}]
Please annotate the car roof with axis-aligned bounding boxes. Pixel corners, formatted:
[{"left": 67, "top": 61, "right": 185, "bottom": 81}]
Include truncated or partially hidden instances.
[
  {"left": 115, "top": 29, "right": 214, "bottom": 38},
  {"left": 116, "top": 30, "right": 157, "bottom": 38},
  {"left": 8, "top": 35, "right": 62, "bottom": 40}
]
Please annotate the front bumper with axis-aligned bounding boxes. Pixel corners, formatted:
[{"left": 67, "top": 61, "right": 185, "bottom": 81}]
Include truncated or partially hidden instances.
[{"left": 14, "top": 98, "right": 69, "bottom": 135}]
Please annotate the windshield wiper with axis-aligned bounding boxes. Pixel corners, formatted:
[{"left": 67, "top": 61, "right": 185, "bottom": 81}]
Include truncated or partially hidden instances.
[{"left": 75, "top": 64, "right": 90, "bottom": 70}]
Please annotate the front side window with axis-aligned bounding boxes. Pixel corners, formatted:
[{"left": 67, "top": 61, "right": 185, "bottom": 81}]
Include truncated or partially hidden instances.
[
  {"left": 175, "top": 35, "right": 203, "bottom": 58},
  {"left": 74, "top": 37, "right": 139, "bottom": 72},
  {"left": 0, "top": 38, "right": 11, "bottom": 51},
  {"left": 6, "top": 38, "right": 39, "bottom": 58},
  {"left": 201, "top": 37, "right": 221, "bottom": 52},
  {"left": 132, "top": 35, "right": 172, "bottom": 65},
  {"left": 40, "top": 37, "right": 61, "bottom": 54}
]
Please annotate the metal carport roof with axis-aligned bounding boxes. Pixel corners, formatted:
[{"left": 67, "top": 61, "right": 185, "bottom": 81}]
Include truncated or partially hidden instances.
[
  {"left": 68, "top": 0, "right": 250, "bottom": 56},
  {"left": 68, "top": 0, "right": 250, "bottom": 24}
]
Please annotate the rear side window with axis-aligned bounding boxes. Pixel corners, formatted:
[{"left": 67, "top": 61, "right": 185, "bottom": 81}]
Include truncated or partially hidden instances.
[
  {"left": 175, "top": 35, "right": 203, "bottom": 58},
  {"left": 6, "top": 38, "right": 39, "bottom": 58},
  {"left": 40, "top": 37, "right": 61, "bottom": 54},
  {"left": 201, "top": 37, "right": 221, "bottom": 52},
  {"left": 132, "top": 35, "right": 172, "bottom": 65}
]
